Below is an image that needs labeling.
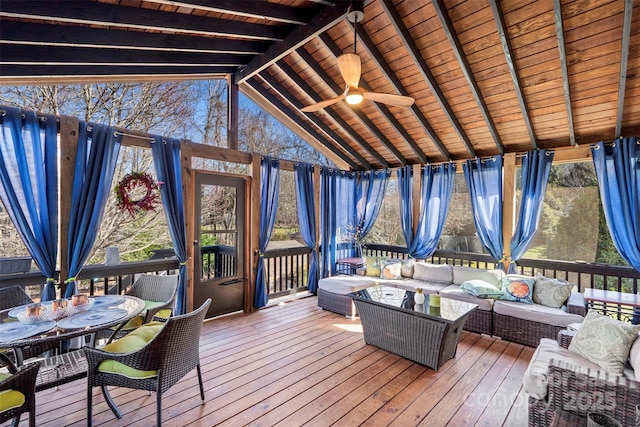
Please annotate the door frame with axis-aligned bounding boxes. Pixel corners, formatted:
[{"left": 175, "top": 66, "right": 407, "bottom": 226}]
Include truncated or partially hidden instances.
[{"left": 192, "top": 170, "right": 251, "bottom": 315}]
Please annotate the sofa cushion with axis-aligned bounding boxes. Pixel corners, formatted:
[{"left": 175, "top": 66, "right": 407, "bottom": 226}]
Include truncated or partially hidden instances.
[
  {"left": 364, "top": 256, "right": 382, "bottom": 277},
  {"left": 439, "top": 284, "right": 494, "bottom": 311},
  {"left": 629, "top": 333, "right": 640, "bottom": 381},
  {"left": 452, "top": 265, "right": 504, "bottom": 286},
  {"left": 400, "top": 259, "right": 414, "bottom": 278},
  {"left": 394, "top": 279, "right": 447, "bottom": 294},
  {"left": 413, "top": 262, "right": 452, "bottom": 284},
  {"left": 493, "top": 300, "right": 584, "bottom": 327},
  {"left": 380, "top": 260, "right": 402, "bottom": 280},
  {"left": 500, "top": 275, "right": 535, "bottom": 304},
  {"left": 460, "top": 279, "right": 504, "bottom": 299},
  {"left": 568, "top": 311, "right": 640, "bottom": 375},
  {"left": 523, "top": 338, "right": 602, "bottom": 400},
  {"left": 318, "top": 275, "right": 377, "bottom": 295},
  {"left": 533, "top": 275, "right": 574, "bottom": 308}
]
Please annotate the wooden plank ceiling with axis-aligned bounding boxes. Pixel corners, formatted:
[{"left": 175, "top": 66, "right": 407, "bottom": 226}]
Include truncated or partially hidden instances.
[{"left": 0, "top": 0, "right": 638, "bottom": 170}]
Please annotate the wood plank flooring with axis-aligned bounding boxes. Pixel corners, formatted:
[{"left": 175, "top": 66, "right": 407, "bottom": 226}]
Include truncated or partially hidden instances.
[{"left": 3, "top": 296, "right": 534, "bottom": 427}]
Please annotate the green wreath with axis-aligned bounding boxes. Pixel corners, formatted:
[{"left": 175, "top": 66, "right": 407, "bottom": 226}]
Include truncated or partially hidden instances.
[{"left": 114, "top": 172, "right": 161, "bottom": 216}]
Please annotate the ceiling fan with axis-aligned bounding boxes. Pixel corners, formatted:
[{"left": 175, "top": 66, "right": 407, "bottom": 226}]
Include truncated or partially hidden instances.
[{"left": 301, "top": 3, "right": 415, "bottom": 113}]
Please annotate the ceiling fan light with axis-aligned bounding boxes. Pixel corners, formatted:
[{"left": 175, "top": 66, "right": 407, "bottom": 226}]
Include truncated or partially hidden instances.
[{"left": 345, "top": 88, "right": 364, "bottom": 105}]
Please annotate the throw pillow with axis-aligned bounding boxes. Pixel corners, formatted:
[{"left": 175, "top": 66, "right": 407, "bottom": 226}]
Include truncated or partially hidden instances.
[
  {"left": 569, "top": 311, "right": 640, "bottom": 375},
  {"left": 460, "top": 279, "right": 504, "bottom": 299},
  {"left": 365, "top": 256, "right": 382, "bottom": 277},
  {"left": 413, "top": 262, "right": 453, "bottom": 284},
  {"left": 500, "top": 275, "right": 535, "bottom": 304},
  {"left": 380, "top": 260, "right": 402, "bottom": 280},
  {"left": 452, "top": 265, "right": 504, "bottom": 286},
  {"left": 629, "top": 333, "right": 640, "bottom": 381},
  {"left": 533, "top": 275, "right": 574, "bottom": 308},
  {"left": 401, "top": 259, "right": 415, "bottom": 278}
]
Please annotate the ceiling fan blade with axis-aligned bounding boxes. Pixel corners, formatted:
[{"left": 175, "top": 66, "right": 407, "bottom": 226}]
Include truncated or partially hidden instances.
[
  {"left": 363, "top": 91, "right": 415, "bottom": 107},
  {"left": 337, "top": 53, "right": 361, "bottom": 88},
  {"left": 300, "top": 96, "right": 343, "bottom": 112}
]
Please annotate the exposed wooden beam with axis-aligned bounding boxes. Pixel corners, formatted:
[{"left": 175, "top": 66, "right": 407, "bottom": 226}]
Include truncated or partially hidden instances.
[
  {"left": 433, "top": 0, "right": 503, "bottom": 154},
  {"left": 489, "top": 0, "right": 537, "bottom": 150},
  {"left": 274, "top": 60, "right": 373, "bottom": 169},
  {"left": 353, "top": 25, "right": 446, "bottom": 162},
  {"left": 227, "top": 78, "right": 239, "bottom": 150},
  {"left": 379, "top": 1, "right": 476, "bottom": 158},
  {"left": 296, "top": 48, "right": 389, "bottom": 168},
  {"left": 246, "top": 78, "right": 359, "bottom": 170},
  {"left": 0, "top": 45, "right": 248, "bottom": 67},
  {"left": 0, "top": 72, "right": 231, "bottom": 87},
  {"left": 234, "top": 1, "right": 352, "bottom": 84},
  {"left": 0, "top": 1, "right": 286, "bottom": 41},
  {"left": 145, "top": 0, "right": 313, "bottom": 25},
  {"left": 321, "top": 31, "right": 417, "bottom": 164},
  {"left": 0, "top": 66, "right": 236, "bottom": 84},
  {"left": 317, "top": 33, "right": 407, "bottom": 167},
  {"left": 0, "top": 20, "right": 270, "bottom": 55},
  {"left": 615, "top": 0, "right": 634, "bottom": 139},
  {"left": 553, "top": 0, "right": 576, "bottom": 146}
]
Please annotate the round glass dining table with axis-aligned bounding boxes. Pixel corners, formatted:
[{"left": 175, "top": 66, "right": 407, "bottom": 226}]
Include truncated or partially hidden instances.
[
  {"left": 0, "top": 295, "right": 146, "bottom": 391},
  {"left": 0, "top": 295, "right": 145, "bottom": 349}
]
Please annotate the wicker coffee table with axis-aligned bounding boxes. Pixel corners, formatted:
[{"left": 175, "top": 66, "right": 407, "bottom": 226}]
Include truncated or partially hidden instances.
[{"left": 349, "top": 285, "right": 477, "bottom": 370}]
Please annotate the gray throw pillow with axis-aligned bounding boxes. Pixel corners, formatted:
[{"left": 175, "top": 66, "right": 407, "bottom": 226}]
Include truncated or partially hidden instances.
[
  {"left": 569, "top": 311, "right": 640, "bottom": 375},
  {"left": 413, "top": 262, "right": 453, "bottom": 284},
  {"left": 533, "top": 275, "right": 574, "bottom": 308}
]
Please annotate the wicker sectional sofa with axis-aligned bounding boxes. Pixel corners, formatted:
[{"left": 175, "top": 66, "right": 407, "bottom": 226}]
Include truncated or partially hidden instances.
[{"left": 317, "top": 261, "right": 586, "bottom": 347}]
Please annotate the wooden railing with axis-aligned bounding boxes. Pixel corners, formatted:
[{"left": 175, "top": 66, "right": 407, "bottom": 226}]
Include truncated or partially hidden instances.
[
  {"left": 201, "top": 245, "right": 236, "bottom": 279},
  {"left": 0, "top": 258, "right": 179, "bottom": 301},
  {"left": 263, "top": 246, "right": 311, "bottom": 297},
  {"left": 364, "top": 244, "right": 640, "bottom": 294}
]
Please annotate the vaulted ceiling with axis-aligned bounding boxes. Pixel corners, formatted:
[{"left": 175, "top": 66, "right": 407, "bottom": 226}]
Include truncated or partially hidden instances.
[{"left": 1, "top": 0, "right": 638, "bottom": 170}]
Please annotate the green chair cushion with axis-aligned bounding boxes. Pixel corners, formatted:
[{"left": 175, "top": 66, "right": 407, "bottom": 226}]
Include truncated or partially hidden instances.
[
  {"left": 120, "top": 300, "right": 168, "bottom": 330},
  {"left": 98, "top": 321, "right": 164, "bottom": 379},
  {"left": 0, "top": 389, "right": 25, "bottom": 413}
]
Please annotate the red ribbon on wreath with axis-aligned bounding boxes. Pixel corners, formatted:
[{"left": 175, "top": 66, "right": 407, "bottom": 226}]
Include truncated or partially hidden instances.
[{"left": 114, "top": 172, "right": 161, "bottom": 216}]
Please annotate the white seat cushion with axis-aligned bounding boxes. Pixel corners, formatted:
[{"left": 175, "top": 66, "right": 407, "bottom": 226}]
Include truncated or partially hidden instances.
[
  {"left": 394, "top": 279, "right": 447, "bottom": 294},
  {"left": 318, "top": 275, "right": 377, "bottom": 295},
  {"left": 493, "top": 300, "right": 584, "bottom": 327},
  {"left": 523, "top": 338, "right": 601, "bottom": 399}
]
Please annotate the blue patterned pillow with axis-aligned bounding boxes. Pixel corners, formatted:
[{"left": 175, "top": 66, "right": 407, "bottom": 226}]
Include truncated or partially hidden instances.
[
  {"left": 460, "top": 279, "right": 504, "bottom": 299},
  {"left": 500, "top": 275, "right": 535, "bottom": 304}
]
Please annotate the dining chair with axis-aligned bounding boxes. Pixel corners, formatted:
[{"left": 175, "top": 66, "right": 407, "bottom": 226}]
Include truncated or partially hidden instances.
[
  {"left": 100, "top": 274, "right": 179, "bottom": 343},
  {"left": 0, "top": 286, "right": 56, "bottom": 365},
  {"left": 85, "top": 298, "right": 211, "bottom": 427},
  {"left": 0, "top": 352, "right": 40, "bottom": 427}
]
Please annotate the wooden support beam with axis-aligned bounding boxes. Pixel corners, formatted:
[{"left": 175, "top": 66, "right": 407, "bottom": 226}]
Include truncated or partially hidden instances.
[
  {"left": 0, "top": 20, "right": 270, "bottom": 55},
  {"left": 180, "top": 140, "right": 195, "bottom": 312},
  {"left": 234, "top": 1, "right": 351, "bottom": 84},
  {"left": 0, "top": 1, "right": 286, "bottom": 41},
  {"left": 379, "top": 1, "right": 476, "bottom": 158},
  {"left": 249, "top": 155, "right": 261, "bottom": 312},
  {"left": 227, "top": 78, "right": 239, "bottom": 150},
  {"left": 433, "top": 0, "right": 504, "bottom": 154},
  {"left": 615, "top": 0, "right": 634, "bottom": 138},
  {"left": 553, "top": 0, "right": 576, "bottom": 146},
  {"left": 58, "top": 115, "right": 80, "bottom": 288},
  {"left": 502, "top": 153, "right": 516, "bottom": 270},
  {"left": 489, "top": 0, "right": 537, "bottom": 149}
]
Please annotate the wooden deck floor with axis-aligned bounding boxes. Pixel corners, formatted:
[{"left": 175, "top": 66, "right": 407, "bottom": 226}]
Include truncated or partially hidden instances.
[{"left": 5, "top": 296, "right": 534, "bottom": 427}]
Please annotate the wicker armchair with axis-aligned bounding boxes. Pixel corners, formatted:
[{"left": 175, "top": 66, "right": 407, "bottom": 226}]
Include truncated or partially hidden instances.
[
  {"left": 85, "top": 298, "right": 211, "bottom": 427},
  {"left": 0, "top": 352, "right": 40, "bottom": 427},
  {"left": 0, "top": 286, "right": 57, "bottom": 365},
  {"left": 528, "top": 332, "right": 639, "bottom": 426}
]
